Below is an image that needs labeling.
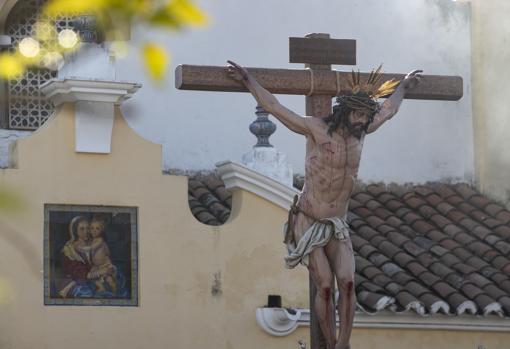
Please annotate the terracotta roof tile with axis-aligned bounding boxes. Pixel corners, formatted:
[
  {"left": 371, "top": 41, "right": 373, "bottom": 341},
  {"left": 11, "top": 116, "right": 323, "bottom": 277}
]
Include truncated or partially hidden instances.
[
  {"left": 496, "top": 210, "right": 510, "bottom": 224},
  {"left": 187, "top": 177, "right": 510, "bottom": 317},
  {"left": 439, "top": 238, "right": 461, "bottom": 250},
  {"left": 469, "top": 241, "right": 492, "bottom": 257},
  {"left": 381, "top": 263, "right": 404, "bottom": 277},
  {"left": 483, "top": 249, "right": 500, "bottom": 262},
  {"left": 358, "top": 244, "right": 378, "bottom": 258},
  {"left": 377, "top": 193, "right": 396, "bottom": 204},
  {"left": 430, "top": 245, "right": 449, "bottom": 257},
  {"left": 433, "top": 184, "right": 457, "bottom": 199},
  {"left": 454, "top": 183, "right": 478, "bottom": 200},
  {"left": 483, "top": 284, "right": 508, "bottom": 301},
  {"left": 353, "top": 206, "right": 371, "bottom": 218},
  {"left": 373, "top": 207, "right": 392, "bottom": 220},
  {"left": 392, "top": 272, "right": 415, "bottom": 285},
  {"left": 493, "top": 225, "right": 510, "bottom": 240},
  {"left": 469, "top": 209, "right": 489, "bottom": 222},
  {"left": 483, "top": 218, "right": 504, "bottom": 229},
  {"left": 485, "top": 234, "right": 504, "bottom": 247},
  {"left": 446, "top": 195, "right": 465, "bottom": 206},
  {"left": 412, "top": 220, "right": 436, "bottom": 234},
  {"left": 439, "top": 253, "right": 462, "bottom": 267},
  {"left": 386, "top": 199, "right": 405, "bottom": 211},
  {"left": 376, "top": 224, "right": 395, "bottom": 236},
  {"left": 432, "top": 282, "right": 457, "bottom": 298},
  {"left": 458, "top": 202, "right": 477, "bottom": 214},
  {"left": 368, "top": 253, "right": 390, "bottom": 267},
  {"left": 485, "top": 203, "right": 505, "bottom": 217},
  {"left": 366, "top": 183, "right": 386, "bottom": 197},
  {"left": 492, "top": 256, "right": 510, "bottom": 269},
  {"left": 393, "top": 252, "right": 415, "bottom": 268},
  {"left": 445, "top": 273, "right": 466, "bottom": 289},
  {"left": 425, "top": 194, "right": 443, "bottom": 207},
  {"left": 447, "top": 292, "right": 473, "bottom": 312},
  {"left": 452, "top": 262, "right": 476, "bottom": 274},
  {"left": 426, "top": 230, "right": 448, "bottom": 242},
  {"left": 419, "top": 271, "right": 441, "bottom": 286},
  {"left": 446, "top": 210, "right": 465, "bottom": 223},
  {"left": 473, "top": 225, "right": 493, "bottom": 240},
  {"left": 468, "top": 273, "right": 493, "bottom": 288}
]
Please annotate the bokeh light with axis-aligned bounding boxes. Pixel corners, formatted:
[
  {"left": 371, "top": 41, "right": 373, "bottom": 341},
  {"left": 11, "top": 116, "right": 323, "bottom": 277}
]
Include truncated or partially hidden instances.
[
  {"left": 41, "top": 52, "right": 64, "bottom": 70},
  {"left": 58, "top": 29, "right": 79, "bottom": 49},
  {"left": 109, "top": 41, "right": 129, "bottom": 58},
  {"left": 19, "top": 37, "right": 40, "bottom": 58}
]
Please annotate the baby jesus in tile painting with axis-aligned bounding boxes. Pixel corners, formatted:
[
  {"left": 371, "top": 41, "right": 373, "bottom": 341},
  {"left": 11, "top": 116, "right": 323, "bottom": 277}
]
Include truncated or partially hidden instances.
[{"left": 89, "top": 217, "right": 117, "bottom": 293}]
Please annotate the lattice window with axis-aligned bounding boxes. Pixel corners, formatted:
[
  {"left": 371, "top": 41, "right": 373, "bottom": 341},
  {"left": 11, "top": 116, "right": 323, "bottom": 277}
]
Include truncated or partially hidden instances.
[{"left": 5, "top": 0, "right": 75, "bottom": 130}]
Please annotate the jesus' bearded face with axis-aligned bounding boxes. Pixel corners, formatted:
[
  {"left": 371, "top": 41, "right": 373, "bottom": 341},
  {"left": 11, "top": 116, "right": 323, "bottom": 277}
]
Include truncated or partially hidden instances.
[{"left": 346, "top": 109, "right": 370, "bottom": 139}]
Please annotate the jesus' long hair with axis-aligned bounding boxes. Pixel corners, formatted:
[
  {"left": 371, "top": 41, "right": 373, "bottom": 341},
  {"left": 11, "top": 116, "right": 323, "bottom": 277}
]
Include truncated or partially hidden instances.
[{"left": 323, "top": 92, "right": 380, "bottom": 136}]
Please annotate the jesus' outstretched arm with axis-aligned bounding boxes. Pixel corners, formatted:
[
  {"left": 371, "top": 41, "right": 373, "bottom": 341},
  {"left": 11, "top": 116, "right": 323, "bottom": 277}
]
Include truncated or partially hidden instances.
[
  {"left": 367, "top": 69, "right": 423, "bottom": 133},
  {"left": 227, "top": 60, "right": 310, "bottom": 136}
]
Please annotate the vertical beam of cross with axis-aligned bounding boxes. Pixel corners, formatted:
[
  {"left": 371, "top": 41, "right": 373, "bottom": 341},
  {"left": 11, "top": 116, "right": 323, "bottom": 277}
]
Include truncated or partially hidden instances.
[{"left": 299, "top": 33, "right": 341, "bottom": 349}]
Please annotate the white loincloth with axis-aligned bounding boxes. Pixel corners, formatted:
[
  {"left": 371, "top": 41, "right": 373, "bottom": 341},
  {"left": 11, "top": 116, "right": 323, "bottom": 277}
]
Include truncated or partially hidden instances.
[{"left": 284, "top": 217, "right": 350, "bottom": 269}]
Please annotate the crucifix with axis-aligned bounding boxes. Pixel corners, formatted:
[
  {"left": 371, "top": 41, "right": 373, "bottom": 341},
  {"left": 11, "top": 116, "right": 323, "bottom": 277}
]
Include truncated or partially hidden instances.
[{"left": 175, "top": 33, "right": 462, "bottom": 349}]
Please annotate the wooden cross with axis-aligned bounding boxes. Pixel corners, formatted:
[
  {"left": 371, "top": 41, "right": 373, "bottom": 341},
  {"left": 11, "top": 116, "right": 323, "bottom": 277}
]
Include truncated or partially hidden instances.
[{"left": 175, "top": 33, "right": 463, "bottom": 349}]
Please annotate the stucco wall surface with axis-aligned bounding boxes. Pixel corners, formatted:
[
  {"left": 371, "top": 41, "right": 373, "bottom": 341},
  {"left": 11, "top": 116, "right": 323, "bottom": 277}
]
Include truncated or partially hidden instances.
[
  {"left": 115, "top": 0, "right": 473, "bottom": 184},
  {"left": 470, "top": 0, "right": 510, "bottom": 207}
]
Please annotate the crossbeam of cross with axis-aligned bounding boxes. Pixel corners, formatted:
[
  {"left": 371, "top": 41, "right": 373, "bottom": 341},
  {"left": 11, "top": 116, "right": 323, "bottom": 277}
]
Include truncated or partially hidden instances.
[{"left": 175, "top": 65, "right": 462, "bottom": 101}]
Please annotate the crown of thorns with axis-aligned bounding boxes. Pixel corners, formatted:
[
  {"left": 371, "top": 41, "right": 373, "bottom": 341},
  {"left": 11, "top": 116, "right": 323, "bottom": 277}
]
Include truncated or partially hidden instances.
[{"left": 336, "top": 65, "right": 400, "bottom": 112}]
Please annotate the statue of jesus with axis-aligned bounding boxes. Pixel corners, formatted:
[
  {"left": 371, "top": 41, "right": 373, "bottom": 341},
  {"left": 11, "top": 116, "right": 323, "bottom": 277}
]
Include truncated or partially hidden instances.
[{"left": 227, "top": 60, "right": 422, "bottom": 349}]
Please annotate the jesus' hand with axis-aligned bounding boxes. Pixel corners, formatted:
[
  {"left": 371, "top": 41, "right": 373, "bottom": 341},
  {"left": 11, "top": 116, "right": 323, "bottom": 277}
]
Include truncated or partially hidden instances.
[
  {"left": 227, "top": 60, "right": 250, "bottom": 83},
  {"left": 402, "top": 69, "right": 423, "bottom": 90}
]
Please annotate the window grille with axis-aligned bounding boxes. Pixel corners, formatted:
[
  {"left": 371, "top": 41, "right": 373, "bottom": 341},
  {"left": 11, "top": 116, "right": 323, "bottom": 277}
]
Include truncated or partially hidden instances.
[{"left": 5, "top": 0, "right": 75, "bottom": 130}]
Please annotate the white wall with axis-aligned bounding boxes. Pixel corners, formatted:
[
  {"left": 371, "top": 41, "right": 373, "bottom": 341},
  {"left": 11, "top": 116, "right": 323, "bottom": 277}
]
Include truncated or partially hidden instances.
[
  {"left": 470, "top": 0, "right": 510, "bottom": 206},
  {"left": 116, "top": 0, "right": 473, "bottom": 184}
]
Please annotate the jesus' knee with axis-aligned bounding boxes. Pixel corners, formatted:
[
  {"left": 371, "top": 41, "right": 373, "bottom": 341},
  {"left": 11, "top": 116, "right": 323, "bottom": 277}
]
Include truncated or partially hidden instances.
[
  {"left": 338, "top": 276, "right": 355, "bottom": 299},
  {"left": 316, "top": 279, "right": 334, "bottom": 300}
]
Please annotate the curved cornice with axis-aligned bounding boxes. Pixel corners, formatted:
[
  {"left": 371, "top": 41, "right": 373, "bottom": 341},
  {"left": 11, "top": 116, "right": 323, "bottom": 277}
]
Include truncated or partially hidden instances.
[
  {"left": 256, "top": 307, "right": 510, "bottom": 336},
  {"left": 216, "top": 161, "right": 298, "bottom": 210}
]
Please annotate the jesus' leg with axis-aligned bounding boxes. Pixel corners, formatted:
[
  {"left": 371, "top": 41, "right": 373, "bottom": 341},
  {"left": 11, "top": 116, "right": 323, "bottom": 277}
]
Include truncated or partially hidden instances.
[
  {"left": 308, "top": 247, "right": 336, "bottom": 349},
  {"left": 325, "top": 238, "right": 356, "bottom": 349}
]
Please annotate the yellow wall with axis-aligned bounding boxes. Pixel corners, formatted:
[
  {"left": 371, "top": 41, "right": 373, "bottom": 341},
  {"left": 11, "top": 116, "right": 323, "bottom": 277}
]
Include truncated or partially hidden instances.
[
  {"left": 471, "top": 0, "right": 510, "bottom": 206},
  {"left": 0, "top": 104, "right": 508, "bottom": 348},
  {"left": 0, "top": 104, "right": 310, "bottom": 348},
  {"left": 352, "top": 328, "right": 508, "bottom": 349}
]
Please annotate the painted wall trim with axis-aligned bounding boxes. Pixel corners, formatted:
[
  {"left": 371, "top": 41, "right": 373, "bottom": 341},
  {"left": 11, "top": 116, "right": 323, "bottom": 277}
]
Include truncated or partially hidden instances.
[
  {"left": 41, "top": 79, "right": 141, "bottom": 153},
  {"left": 256, "top": 308, "right": 510, "bottom": 335},
  {"left": 216, "top": 161, "right": 298, "bottom": 210},
  {"left": 41, "top": 79, "right": 141, "bottom": 106}
]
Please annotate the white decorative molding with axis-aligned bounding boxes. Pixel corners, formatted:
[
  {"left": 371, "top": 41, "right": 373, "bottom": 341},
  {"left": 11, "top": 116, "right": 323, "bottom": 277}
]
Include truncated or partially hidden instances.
[
  {"left": 41, "top": 79, "right": 141, "bottom": 106},
  {"left": 0, "top": 129, "right": 31, "bottom": 168},
  {"left": 0, "top": 34, "right": 10, "bottom": 46},
  {"left": 256, "top": 308, "right": 510, "bottom": 336},
  {"left": 41, "top": 79, "right": 141, "bottom": 153},
  {"left": 74, "top": 101, "right": 114, "bottom": 153},
  {"left": 242, "top": 146, "right": 293, "bottom": 187},
  {"left": 216, "top": 161, "right": 298, "bottom": 210},
  {"left": 256, "top": 308, "right": 303, "bottom": 336}
]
